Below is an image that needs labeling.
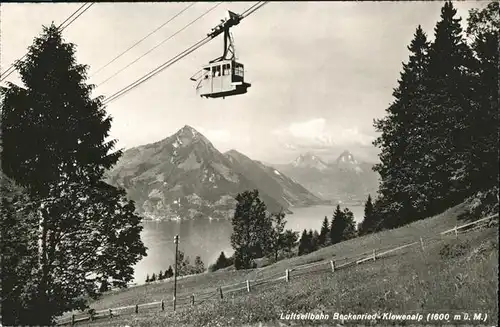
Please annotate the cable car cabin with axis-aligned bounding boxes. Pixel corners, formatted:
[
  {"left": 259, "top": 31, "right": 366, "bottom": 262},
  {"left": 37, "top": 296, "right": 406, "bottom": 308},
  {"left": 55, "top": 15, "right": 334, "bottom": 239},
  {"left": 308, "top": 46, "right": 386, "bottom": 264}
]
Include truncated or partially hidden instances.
[{"left": 196, "top": 60, "right": 251, "bottom": 99}]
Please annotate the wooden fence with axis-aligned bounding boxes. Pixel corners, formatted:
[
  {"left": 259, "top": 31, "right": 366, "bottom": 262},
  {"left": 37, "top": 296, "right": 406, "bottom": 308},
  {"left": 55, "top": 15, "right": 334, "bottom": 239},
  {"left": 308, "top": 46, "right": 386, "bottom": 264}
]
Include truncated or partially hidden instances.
[{"left": 56, "top": 213, "right": 498, "bottom": 326}]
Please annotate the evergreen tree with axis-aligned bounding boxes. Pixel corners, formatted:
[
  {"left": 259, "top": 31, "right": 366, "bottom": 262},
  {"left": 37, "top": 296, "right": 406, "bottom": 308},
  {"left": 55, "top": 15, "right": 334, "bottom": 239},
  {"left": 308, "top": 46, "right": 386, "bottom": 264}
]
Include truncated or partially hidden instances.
[
  {"left": 145, "top": 274, "right": 150, "bottom": 283},
  {"left": 330, "top": 205, "right": 345, "bottom": 245},
  {"left": 230, "top": 190, "right": 271, "bottom": 269},
  {"left": 314, "top": 230, "right": 320, "bottom": 249},
  {"left": 329, "top": 206, "right": 356, "bottom": 244},
  {"left": 359, "top": 195, "right": 378, "bottom": 235},
  {"left": 341, "top": 208, "right": 357, "bottom": 241},
  {"left": 298, "top": 229, "right": 310, "bottom": 255},
  {"left": 318, "top": 216, "right": 330, "bottom": 247},
  {"left": 282, "top": 230, "right": 299, "bottom": 256},
  {"left": 158, "top": 270, "right": 163, "bottom": 280},
  {"left": 465, "top": 2, "right": 499, "bottom": 199},
  {"left": 371, "top": 198, "right": 387, "bottom": 233},
  {"left": 0, "top": 174, "right": 39, "bottom": 325},
  {"left": 373, "top": 24, "right": 431, "bottom": 228},
  {"left": 1, "top": 25, "right": 121, "bottom": 195},
  {"left": 165, "top": 266, "right": 173, "bottom": 279},
  {"left": 151, "top": 273, "right": 156, "bottom": 282},
  {"left": 418, "top": 1, "right": 477, "bottom": 214},
  {"left": 213, "top": 251, "right": 230, "bottom": 271},
  {"left": 194, "top": 256, "right": 205, "bottom": 274},
  {"left": 1, "top": 24, "right": 147, "bottom": 325},
  {"left": 307, "top": 230, "right": 314, "bottom": 252}
]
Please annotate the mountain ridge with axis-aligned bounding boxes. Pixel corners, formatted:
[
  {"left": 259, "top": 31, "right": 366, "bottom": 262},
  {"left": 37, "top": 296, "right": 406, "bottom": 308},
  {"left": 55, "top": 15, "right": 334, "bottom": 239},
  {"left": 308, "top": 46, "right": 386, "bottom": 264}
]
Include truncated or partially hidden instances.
[
  {"left": 105, "top": 126, "right": 323, "bottom": 221},
  {"left": 271, "top": 151, "right": 379, "bottom": 203}
]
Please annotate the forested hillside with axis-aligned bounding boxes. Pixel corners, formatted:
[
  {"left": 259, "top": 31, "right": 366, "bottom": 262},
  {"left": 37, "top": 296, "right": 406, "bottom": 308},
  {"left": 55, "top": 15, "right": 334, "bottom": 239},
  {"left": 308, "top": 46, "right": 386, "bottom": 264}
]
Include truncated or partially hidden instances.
[{"left": 363, "top": 2, "right": 499, "bottom": 234}]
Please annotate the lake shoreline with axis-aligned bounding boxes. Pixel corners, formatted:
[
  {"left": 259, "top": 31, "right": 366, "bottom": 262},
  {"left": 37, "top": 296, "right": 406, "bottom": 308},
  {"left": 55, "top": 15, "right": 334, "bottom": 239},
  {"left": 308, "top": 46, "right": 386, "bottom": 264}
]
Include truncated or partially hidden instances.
[
  {"left": 138, "top": 202, "right": 364, "bottom": 223},
  {"left": 133, "top": 204, "right": 365, "bottom": 283}
]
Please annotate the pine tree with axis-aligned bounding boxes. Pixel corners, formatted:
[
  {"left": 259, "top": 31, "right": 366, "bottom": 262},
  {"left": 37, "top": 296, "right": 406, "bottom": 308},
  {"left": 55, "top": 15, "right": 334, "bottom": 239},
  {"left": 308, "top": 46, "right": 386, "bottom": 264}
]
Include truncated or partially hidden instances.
[
  {"left": 359, "top": 195, "right": 378, "bottom": 235},
  {"left": 465, "top": 2, "right": 499, "bottom": 200},
  {"left": 151, "top": 273, "right": 157, "bottom": 282},
  {"left": 418, "top": 1, "right": 477, "bottom": 214},
  {"left": 230, "top": 190, "right": 271, "bottom": 269},
  {"left": 308, "top": 230, "right": 314, "bottom": 252},
  {"left": 373, "top": 25, "right": 431, "bottom": 228},
  {"left": 158, "top": 270, "right": 164, "bottom": 280},
  {"left": 214, "top": 251, "right": 229, "bottom": 270},
  {"left": 0, "top": 174, "right": 39, "bottom": 325},
  {"left": 341, "top": 208, "right": 357, "bottom": 241},
  {"left": 282, "top": 230, "right": 299, "bottom": 256},
  {"left": 145, "top": 274, "right": 150, "bottom": 283},
  {"left": 1, "top": 24, "right": 147, "bottom": 325},
  {"left": 312, "top": 230, "right": 321, "bottom": 252},
  {"left": 318, "top": 216, "right": 330, "bottom": 247},
  {"left": 194, "top": 256, "right": 205, "bottom": 274},
  {"left": 298, "top": 229, "right": 309, "bottom": 255},
  {"left": 166, "top": 266, "right": 173, "bottom": 279},
  {"left": 330, "top": 205, "right": 345, "bottom": 245},
  {"left": 1, "top": 24, "right": 121, "bottom": 195}
]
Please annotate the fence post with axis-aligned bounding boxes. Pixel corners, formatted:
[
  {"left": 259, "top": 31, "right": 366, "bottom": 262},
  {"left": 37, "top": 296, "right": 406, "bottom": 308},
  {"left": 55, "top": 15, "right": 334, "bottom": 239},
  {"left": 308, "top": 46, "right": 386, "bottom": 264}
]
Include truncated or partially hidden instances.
[
  {"left": 420, "top": 237, "right": 425, "bottom": 251},
  {"left": 161, "top": 299, "right": 165, "bottom": 311},
  {"left": 246, "top": 279, "right": 250, "bottom": 292},
  {"left": 191, "top": 294, "right": 195, "bottom": 306},
  {"left": 372, "top": 249, "right": 376, "bottom": 261},
  {"left": 285, "top": 269, "right": 290, "bottom": 282},
  {"left": 109, "top": 309, "right": 112, "bottom": 318},
  {"left": 135, "top": 304, "right": 139, "bottom": 314},
  {"left": 71, "top": 314, "right": 75, "bottom": 326},
  {"left": 454, "top": 225, "right": 458, "bottom": 237},
  {"left": 219, "top": 286, "right": 223, "bottom": 299},
  {"left": 330, "top": 260, "right": 335, "bottom": 272}
]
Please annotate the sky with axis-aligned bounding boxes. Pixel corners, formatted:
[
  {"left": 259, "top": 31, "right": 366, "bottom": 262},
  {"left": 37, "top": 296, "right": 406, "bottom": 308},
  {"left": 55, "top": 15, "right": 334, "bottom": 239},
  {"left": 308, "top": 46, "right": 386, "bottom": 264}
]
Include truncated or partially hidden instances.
[{"left": 1, "top": 1, "right": 487, "bottom": 164}]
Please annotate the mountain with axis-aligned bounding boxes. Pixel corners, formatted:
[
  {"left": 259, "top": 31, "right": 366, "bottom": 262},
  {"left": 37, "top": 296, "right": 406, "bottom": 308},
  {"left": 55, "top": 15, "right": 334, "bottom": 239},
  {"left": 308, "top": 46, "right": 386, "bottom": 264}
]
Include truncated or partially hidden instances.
[
  {"left": 224, "top": 149, "right": 322, "bottom": 207},
  {"left": 273, "top": 151, "right": 379, "bottom": 204},
  {"left": 105, "top": 125, "right": 322, "bottom": 221},
  {"left": 291, "top": 152, "right": 329, "bottom": 171}
]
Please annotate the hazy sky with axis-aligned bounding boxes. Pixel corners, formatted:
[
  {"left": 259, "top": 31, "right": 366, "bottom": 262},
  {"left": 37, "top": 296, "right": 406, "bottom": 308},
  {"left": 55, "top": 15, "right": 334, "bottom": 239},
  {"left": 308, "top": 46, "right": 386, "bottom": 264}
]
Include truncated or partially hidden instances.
[{"left": 1, "top": 1, "right": 486, "bottom": 163}]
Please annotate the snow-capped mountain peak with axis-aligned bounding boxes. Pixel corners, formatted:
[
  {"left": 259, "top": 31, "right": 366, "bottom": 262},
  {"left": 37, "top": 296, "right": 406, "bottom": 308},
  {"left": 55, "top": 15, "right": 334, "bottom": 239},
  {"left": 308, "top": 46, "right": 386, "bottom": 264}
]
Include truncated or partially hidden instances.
[
  {"left": 291, "top": 152, "right": 329, "bottom": 170},
  {"left": 336, "top": 150, "right": 358, "bottom": 165}
]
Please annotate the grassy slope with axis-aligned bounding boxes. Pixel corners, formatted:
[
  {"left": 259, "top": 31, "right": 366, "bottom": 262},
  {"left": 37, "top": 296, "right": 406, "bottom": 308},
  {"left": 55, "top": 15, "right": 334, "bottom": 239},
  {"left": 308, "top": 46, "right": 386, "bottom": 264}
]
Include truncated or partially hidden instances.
[{"left": 71, "top": 202, "right": 498, "bottom": 326}]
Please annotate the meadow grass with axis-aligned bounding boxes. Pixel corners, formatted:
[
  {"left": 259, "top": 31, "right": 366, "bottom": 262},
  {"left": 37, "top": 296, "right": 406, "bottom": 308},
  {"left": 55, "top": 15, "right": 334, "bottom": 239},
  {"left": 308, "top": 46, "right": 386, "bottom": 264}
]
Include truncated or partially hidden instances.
[
  {"left": 85, "top": 202, "right": 469, "bottom": 309},
  {"left": 78, "top": 226, "right": 498, "bottom": 327},
  {"left": 64, "top": 202, "right": 498, "bottom": 326}
]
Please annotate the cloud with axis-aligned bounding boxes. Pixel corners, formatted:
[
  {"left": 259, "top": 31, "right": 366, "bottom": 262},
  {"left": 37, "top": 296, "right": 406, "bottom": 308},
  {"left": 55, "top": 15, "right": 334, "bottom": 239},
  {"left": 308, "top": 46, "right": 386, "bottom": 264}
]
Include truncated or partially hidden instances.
[{"left": 272, "top": 118, "right": 375, "bottom": 150}]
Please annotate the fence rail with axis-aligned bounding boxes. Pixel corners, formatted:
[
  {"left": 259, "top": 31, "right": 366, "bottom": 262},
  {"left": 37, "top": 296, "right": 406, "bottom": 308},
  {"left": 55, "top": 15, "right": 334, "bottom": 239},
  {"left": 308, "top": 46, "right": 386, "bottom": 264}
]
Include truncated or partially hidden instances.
[{"left": 56, "top": 213, "right": 498, "bottom": 326}]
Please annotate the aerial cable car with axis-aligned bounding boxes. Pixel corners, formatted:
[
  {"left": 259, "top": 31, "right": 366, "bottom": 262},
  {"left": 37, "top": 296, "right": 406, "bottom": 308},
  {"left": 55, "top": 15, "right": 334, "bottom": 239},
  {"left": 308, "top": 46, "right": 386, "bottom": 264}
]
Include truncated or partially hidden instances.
[{"left": 190, "top": 10, "right": 251, "bottom": 99}]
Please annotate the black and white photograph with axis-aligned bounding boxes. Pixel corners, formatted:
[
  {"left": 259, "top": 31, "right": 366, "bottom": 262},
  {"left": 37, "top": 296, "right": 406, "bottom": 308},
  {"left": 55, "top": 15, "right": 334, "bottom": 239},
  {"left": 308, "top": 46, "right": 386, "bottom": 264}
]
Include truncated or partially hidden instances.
[{"left": 0, "top": 1, "right": 498, "bottom": 326}]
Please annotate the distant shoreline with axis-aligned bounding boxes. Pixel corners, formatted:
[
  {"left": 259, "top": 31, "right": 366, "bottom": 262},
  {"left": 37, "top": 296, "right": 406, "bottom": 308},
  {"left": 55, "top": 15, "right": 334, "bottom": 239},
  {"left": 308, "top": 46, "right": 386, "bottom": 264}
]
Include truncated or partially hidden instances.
[{"left": 138, "top": 203, "right": 365, "bottom": 223}]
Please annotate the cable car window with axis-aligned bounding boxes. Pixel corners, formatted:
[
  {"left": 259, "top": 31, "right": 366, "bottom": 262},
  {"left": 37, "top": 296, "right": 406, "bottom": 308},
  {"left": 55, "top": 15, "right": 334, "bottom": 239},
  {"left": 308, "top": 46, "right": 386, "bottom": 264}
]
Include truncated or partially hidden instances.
[
  {"left": 223, "top": 64, "right": 230, "bottom": 76},
  {"left": 235, "top": 63, "right": 244, "bottom": 77}
]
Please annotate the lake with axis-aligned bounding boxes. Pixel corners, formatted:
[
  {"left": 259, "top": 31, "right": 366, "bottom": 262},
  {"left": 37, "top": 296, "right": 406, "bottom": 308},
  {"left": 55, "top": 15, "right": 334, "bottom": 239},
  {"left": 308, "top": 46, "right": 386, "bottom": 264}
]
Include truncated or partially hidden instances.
[{"left": 132, "top": 205, "right": 364, "bottom": 283}]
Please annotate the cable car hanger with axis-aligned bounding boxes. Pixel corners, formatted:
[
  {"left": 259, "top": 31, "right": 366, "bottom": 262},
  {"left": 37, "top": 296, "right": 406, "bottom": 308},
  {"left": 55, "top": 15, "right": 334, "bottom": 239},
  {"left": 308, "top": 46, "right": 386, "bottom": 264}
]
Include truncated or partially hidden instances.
[
  {"left": 102, "top": 2, "right": 268, "bottom": 105},
  {"left": 190, "top": 10, "right": 251, "bottom": 99}
]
